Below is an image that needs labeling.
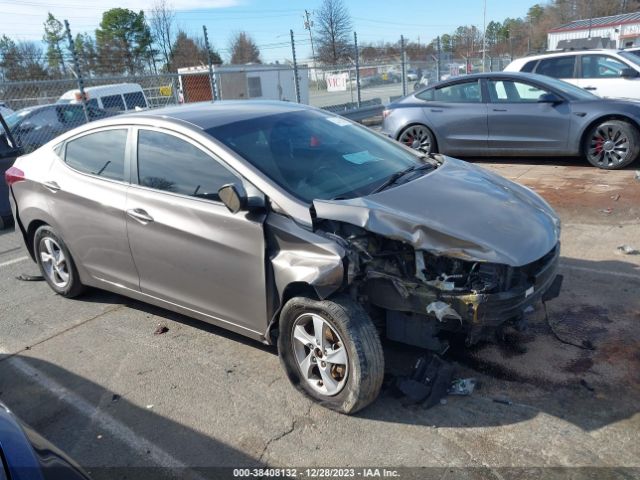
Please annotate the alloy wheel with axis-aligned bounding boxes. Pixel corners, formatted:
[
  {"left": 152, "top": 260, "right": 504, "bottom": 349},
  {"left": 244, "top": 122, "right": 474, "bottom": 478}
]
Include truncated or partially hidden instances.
[
  {"left": 588, "top": 124, "right": 630, "bottom": 168},
  {"left": 399, "top": 125, "right": 432, "bottom": 153},
  {"left": 291, "top": 313, "right": 349, "bottom": 396},
  {"left": 39, "top": 237, "right": 70, "bottom": 289}
]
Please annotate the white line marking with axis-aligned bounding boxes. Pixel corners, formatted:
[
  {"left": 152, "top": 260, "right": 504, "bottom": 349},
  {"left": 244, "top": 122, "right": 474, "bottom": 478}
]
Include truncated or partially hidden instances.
[
  {"left": 0, "top": 256, "right": 28, "bottom": 268},
  {"left": 6, "top": 355, "right": 209, "bottom": 479},
  {"left": 560, "top": 263, "right": 640, "bottom": 280}
]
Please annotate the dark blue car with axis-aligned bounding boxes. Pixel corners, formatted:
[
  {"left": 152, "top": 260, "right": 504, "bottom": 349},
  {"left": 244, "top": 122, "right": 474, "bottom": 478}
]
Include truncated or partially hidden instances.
[{"left": 0, "top": 401, "right": 90, "bottom": 480}]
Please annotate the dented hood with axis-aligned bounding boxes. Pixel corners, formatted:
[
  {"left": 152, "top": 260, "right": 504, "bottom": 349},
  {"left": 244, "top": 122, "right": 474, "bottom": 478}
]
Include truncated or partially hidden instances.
[{"left": 313, "top": 156, "right": 560, "bottom": 267}]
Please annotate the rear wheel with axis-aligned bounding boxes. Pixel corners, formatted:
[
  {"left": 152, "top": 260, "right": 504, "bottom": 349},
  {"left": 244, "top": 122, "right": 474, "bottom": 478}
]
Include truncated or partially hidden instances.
[
  {"left": 399, "top": 125, "right": 436, "bottom": 154},
  {"left": 278, "top": 295, "right": 384, "bottom": 414},
  {"left": 584, "top": 120, "right": 640, "bottom": 169},
  {"left": 34, "top": 225, "right": 85, "bottom": 298}
]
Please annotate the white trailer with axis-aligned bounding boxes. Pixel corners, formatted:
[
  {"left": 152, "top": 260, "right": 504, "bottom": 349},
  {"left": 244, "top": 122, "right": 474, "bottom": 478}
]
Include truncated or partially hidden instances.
[{"left": 177, "top": 64, "right": 309, "bottom": 105}]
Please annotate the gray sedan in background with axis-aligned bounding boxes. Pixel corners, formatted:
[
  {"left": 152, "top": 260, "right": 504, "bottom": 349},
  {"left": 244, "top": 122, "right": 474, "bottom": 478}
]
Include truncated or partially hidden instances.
[
  {"left": 382, "top": 72, "right": 640, "bottom": 169},
  {"left": 7, "top": 101, "right": 561, "bottom": 414}
]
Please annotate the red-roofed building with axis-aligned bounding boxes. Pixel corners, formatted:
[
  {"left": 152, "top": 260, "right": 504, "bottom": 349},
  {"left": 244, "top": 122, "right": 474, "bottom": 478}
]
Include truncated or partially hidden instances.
[{"left": 548, "top": 11, "right": 640, "bottom": 50}]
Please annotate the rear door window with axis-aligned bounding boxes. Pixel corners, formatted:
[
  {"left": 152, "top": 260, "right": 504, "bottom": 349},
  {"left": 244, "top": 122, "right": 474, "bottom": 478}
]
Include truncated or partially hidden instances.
[
  {"left": 65, "top": 129, "right": 128, "bottom": 181},
  {"left": 433, "top": 80, "right": 481, "bottom": 103},
  {"left": 535, "top": 56, "right": 577, "bottom": 78},
  {"left": 580, "top": 55, "right": 628, "bottom": 78},
  {"left": 101, "top": 94, "right": 126, "bottom": 112},
  {"left": 521, "top": 60, "right": 538, "bottom": 73},
  {"left": 124, "top": 91, "right": 147, "bottom": 109},
  {"left": 136, "top": 130, "right": 238, "bottom": 201}
]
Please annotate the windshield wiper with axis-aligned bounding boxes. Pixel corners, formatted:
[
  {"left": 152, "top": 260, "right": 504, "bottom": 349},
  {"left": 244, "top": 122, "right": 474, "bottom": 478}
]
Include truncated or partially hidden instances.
[{"left": 370, "top": 163, "right": 432, "bottom": 194}]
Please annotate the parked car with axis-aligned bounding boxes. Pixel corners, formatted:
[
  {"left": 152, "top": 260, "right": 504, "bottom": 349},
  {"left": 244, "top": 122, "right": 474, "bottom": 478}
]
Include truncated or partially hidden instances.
[
  {"left": 7, "top": 101, "right": 562, "bottom": 414},
  {"left": 504, "top": 49, "right": 640, "bottom": 100},
  {"left": 383, "top": 71, "right": 640, "bottom": 169},
  {"left": 3, "top": 103, "right": 110, "bottom": 153},
  {"left": 0, "top": 111, "right": 20, "bottom": 228},
  {"left": 58, "top": 83, "right": 149, "bottom": 113},
  {"left": 0, "top": 105, "right": 13, "bottom": 118},
  {"left": 406, "top": 70, "right": 418, "bottom": 81},
  {"left": 0, "top": 401, "right": 91, "bottom": 480}
]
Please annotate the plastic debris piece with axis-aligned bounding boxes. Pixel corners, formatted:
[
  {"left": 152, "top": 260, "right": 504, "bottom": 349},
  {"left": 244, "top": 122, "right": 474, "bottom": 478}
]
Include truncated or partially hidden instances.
[
  {"left": 154, "top": 324, "right": 169, "bottom": 335},
  {"left": 146, "top": 404, "right": 154, "bottom": 409},
  {"left": 599, "top": 208, "right": 612, "bottom": 215},
  {"left": 492, "top": 396, "right": 512, "bottom": 405},
  {"left": 611, "top": 194, "right": 620, "bottom": 201},
  {"left": 15, "top": 274, "right": 44, "bottom": 282},
  {"left": 616, "top": 244, "right": 639, "bottom": 255},
  {"left": 580, "top": 379, "right": 595, "bottom": 392},
  {"left": 448, "top": 378, "right": 477, "bottom": 396},
  {"left": 426, "top": 301, "right": 462, "bottom": 323}
]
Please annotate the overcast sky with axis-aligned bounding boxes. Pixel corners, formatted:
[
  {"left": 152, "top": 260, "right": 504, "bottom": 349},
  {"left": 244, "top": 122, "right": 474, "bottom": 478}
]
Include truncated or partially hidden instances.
[{"left": 0, "top": 0, "right": 536, "bottom": 63}]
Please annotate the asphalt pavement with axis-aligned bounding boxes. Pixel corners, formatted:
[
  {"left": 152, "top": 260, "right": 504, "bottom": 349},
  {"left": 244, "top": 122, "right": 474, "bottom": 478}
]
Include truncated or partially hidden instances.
[{"left": 0, "top": 157, "right": 639, "bottom": 479}]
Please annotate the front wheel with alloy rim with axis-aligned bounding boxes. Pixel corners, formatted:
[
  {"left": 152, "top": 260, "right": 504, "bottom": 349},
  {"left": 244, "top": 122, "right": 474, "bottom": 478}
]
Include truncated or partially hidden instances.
[
  {"left": 278, "top": 295, "right": 384, "bottom": 414},
  {"left": 584, "top": 120, "right": 640, "bottom": 169},
  {"left": 34, "top": 225, "right": 86, "bottom": 298},
  {"left": 399, "top": 125, "right": 436, "bottom": 154}
]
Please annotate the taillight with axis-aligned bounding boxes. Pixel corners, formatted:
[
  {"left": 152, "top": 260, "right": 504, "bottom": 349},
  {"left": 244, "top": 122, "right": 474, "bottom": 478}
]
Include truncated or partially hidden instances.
[
  {"left": 382, "top": 109, "right": 391, "bottom": 119},
  {"left": 5, "top": 166, "right": 25, "bottom": 187}
]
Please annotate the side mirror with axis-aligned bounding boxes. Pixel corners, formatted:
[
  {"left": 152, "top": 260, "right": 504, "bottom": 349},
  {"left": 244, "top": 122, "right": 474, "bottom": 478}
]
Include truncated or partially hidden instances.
[
  {"left": 218, "top": 183, "right": 248, "bottom": 214},
  {"left": 18, "top": 121, "right": 35, "bottom": 132},
  {"left": 538, "top": 92, "right": 563, "bottom": 104},
  {"left": 621, "top": 67, "right": 639, "bottom": 78}
]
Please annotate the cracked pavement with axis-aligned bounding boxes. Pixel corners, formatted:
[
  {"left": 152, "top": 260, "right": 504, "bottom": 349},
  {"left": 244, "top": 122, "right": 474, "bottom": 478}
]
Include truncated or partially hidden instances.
[{"left": 0, "top": 157, "right": 639, "bottom": 479}]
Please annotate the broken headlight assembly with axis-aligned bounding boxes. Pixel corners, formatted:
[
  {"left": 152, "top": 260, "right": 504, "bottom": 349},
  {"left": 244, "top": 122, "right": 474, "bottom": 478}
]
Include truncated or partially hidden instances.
[{"left": 417, "top": 253, "right": 508, "bottom": 294}]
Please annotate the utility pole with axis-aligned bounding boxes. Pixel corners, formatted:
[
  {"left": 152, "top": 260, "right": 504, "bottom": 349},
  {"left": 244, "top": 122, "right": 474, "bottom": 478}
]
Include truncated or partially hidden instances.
[
  {"left": 400, "top": 35, "right": 407, "bottom": 96},
  {"left": 304, "top": 9, "right": 319, "bottom": 90}
]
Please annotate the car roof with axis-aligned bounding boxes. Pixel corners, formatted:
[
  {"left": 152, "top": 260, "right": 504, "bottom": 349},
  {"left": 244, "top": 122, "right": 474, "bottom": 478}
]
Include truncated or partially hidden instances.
[
  {"left": 119, "top": 100, "right": 311, "bottom": 130},
  {"left": 423, "top": 71, "right": 556, "bottom": 88}
]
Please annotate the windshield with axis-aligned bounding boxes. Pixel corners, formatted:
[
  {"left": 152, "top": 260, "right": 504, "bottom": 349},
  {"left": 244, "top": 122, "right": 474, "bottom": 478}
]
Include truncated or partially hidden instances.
[
  {"left": 534, "top": 75, "right": 599, "bottom": 100},
  {"left": 206, "top": 109, "right": 427, "bottom": 202},
  {"left": 3, "top": 110, "right": 31, "bottom": 130},
  {"left": 618, "top": 50, "right": 640, "bottom": 67}
]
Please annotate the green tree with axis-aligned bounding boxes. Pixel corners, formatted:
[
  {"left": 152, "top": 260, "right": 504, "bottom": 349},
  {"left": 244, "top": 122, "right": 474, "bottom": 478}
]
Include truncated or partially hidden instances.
[
  {"left": 43, "top": 13, "right": 66, "bottom": 76},
  {"left": 74, "top": 33, "right": 98, "bottom": 77},
  {"left": 169, "top": 31, "right": 221, "bottom": 71},
  {"left": 95, "top": 8, "right": 152, "bottom": 75}
]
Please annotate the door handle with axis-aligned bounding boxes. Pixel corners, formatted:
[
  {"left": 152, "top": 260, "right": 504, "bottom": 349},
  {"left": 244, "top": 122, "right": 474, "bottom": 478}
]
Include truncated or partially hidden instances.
[
  {"left": 492, "top": 108, "right": 507, "bottom": 112},
  {"left": 584, "top": 86, "right": 597, "bottom": 91},
  {"left": 430, "top": 109, "right": 443, "bottom": 112},
  {"left": 43, "top": 181, "right": 60, "bottom": 192},
  {"left": 127, "top": 208, "right": 154, "bottom": 224}
]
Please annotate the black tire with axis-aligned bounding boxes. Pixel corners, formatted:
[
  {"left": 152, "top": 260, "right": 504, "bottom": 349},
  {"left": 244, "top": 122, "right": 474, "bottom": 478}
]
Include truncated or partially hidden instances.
[
  {"left": 278, "top": 295, "right": 384, "bottom": 414},
  {"left": 398, "top": 124, "right": 437, "bottom": 154},
  {"left": 34, "top": 225, "right": 86, "bottom": 298},
  {"left": 583, "top": 120, "right": 640, "bottom": 169}
]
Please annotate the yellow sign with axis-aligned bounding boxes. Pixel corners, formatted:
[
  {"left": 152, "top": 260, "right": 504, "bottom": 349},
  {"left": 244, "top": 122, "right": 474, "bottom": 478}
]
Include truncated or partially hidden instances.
[{"left": 159, "top": 85, "right": 172, "bottom": 97}]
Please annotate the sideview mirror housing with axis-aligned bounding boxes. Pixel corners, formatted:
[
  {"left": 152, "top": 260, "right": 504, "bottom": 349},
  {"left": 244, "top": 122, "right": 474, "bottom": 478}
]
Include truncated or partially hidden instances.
[
  {"left": 538, "top": 92, "right": 563, "bottom": 104},
  {"left": 218, "top": 183, "right": 248, "bottom": 214},
  {"left": 621, "top": 67, "right": 639, "bottom": 79}
]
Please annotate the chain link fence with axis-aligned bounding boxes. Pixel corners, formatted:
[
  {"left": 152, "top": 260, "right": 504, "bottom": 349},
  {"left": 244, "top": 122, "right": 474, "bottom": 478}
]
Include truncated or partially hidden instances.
[{"left": 0, "top": 35, "right": 511, "bottom": 154}]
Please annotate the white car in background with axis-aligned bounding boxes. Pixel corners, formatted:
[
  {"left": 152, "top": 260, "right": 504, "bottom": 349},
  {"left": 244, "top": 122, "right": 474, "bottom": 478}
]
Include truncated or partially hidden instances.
[
  {"left": 505, "top": 49, "right": 640, "bottom": 100},
  {"left": 58, "top": 83, "right": 148, "bottom": 113}
]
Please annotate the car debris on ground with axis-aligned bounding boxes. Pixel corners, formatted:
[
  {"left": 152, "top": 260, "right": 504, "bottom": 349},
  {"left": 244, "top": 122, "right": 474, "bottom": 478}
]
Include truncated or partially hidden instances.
[
  {"left": 616, "top": 244, "right": 639, "bottom": 255},
  {"left": 154, "top": 324, "right": 169, "bottom": 335}
]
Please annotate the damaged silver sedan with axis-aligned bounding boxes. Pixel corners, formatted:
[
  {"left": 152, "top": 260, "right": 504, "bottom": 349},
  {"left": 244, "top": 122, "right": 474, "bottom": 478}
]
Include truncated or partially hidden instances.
[{"left": 7, "top": 101, "right": 562, "bottom": 413}]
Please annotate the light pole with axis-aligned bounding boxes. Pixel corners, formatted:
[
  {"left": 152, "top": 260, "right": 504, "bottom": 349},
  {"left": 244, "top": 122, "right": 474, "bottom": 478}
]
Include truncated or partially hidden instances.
[{"left": 304, "top": 9, "right": 319, "bottom": 90}]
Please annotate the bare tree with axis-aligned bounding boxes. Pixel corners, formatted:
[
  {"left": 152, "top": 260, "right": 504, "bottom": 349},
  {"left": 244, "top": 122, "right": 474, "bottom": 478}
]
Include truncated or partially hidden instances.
[
  {"left": 229, "top": 32, "right": 261, "bottom": 64},
  {"left": 315, "top": 0, "right": 352, "bottom": 65},
  {"left": 149, "top": 0, "right": 175, "bottom": 70}
]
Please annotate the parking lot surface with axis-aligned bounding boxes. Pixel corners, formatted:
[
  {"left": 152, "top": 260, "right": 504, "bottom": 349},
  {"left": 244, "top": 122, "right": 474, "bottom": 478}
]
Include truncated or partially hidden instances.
[{"left": 0, "top": 157, "right": 639, "bottom": 479}]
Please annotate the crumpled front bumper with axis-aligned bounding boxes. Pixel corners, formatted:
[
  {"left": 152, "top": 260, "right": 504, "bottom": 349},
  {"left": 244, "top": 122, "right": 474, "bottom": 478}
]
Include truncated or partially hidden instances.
[{"left": 442, "top": 246, "right": 563, "bottom": 343}]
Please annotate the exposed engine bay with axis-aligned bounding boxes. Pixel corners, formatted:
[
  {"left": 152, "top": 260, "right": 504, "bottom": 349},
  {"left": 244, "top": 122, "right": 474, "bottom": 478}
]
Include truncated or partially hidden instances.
[{"left": 317, "top": 220, "right": 563, "bottom": 352}]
